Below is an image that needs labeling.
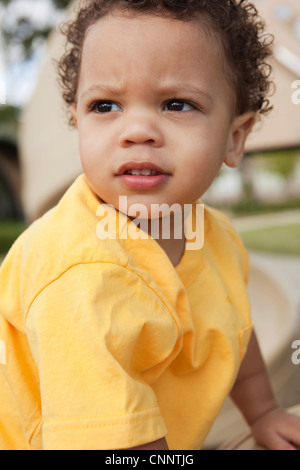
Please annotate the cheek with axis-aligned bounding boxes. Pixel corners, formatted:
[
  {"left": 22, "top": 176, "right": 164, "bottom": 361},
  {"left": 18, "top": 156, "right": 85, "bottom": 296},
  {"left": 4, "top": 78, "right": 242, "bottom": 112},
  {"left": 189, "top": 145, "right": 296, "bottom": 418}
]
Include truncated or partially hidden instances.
[
  {"left": 79, "top": 130, "right": 102, "bottom": 170},
  {"left": 178, "top": 141, "right": 225, "bottom": 194},
  {"left": 184, "top": 138, "right": 224, "bottom": 174},
  {"left": 79, "top": 139, "right": 94, "bottom": 175},
  {"left": 78, "top": 121, "right": 114, "bottom": 167}
]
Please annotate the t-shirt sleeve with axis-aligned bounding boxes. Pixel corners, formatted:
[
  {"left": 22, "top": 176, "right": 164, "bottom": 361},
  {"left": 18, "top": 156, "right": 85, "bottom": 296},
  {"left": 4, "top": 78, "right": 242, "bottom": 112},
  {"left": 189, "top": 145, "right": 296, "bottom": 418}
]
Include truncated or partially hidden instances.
[
  {"left": 25, "top": 261, "right": 181, "bottom": 450},
  {"left": 0, "top": 239, "right": 42, "bottom": 450},
  {"left": 0, "top": 316, "right": 41, "bottom": 450}
]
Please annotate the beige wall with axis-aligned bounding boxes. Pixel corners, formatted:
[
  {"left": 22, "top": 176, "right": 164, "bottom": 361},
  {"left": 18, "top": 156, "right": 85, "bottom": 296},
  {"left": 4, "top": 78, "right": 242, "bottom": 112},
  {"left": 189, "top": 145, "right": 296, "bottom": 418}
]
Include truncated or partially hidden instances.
[{"left": 19, "top": 1, "right": 81, "bottom": 222}]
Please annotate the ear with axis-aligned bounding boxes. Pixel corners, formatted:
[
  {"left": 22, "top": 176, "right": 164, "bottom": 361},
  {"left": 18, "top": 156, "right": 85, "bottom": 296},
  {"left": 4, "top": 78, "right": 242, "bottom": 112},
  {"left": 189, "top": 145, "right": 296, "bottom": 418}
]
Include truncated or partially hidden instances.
[
  {"left": 224, "top": 112, "right": 256, "bottom": 168},
  {"left": 70, "top": 104, "right": 78, "bottom": 128}
]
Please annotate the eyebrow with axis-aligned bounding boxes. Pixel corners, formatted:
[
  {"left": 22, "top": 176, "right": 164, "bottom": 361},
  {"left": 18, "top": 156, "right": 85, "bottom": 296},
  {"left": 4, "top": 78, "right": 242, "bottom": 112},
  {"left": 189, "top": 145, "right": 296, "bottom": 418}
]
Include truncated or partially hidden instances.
[
  {"left": 80, "top": 82, "right": 213, "bottom": 105},
  {"left": 163, "top": 83, "right": 213, "bottom": 105},
  {"left": 80, "top": 84, "right": 125, "bottom": 101}
]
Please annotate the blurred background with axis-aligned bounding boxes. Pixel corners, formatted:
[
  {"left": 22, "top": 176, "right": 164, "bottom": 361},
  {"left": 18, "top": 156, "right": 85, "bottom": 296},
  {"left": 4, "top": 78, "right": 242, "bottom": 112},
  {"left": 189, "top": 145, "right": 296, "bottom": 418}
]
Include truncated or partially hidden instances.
[{"left": 0, "top": 0, "right": 299, "bottom": 449}]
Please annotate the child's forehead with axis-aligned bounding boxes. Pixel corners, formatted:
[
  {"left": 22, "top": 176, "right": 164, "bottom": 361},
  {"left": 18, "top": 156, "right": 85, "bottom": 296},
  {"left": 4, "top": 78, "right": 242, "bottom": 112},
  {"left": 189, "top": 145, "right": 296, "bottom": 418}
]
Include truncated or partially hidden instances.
[
  {"left": 84, "top": 11, "right": 225, "bottom": 67},
  {"left": 86, "top": 9, "right": 221, "bottom": 47},
  {"left": 84, "top": 13, "right": 230, "bottom": 76},
  {"left": 79, "top": 12, "right": 235, "bottom": 110}
]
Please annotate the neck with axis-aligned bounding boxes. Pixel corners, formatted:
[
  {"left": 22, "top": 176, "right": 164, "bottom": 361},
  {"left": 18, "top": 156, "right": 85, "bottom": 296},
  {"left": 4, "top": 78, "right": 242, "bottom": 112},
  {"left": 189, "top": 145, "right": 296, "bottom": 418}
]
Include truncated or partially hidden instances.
[
  {"left": 131, "top": 212, "right": 186, "bottom": 267},
  {"left": 155, "top": 236, "right": 186, "bottom": 267}
]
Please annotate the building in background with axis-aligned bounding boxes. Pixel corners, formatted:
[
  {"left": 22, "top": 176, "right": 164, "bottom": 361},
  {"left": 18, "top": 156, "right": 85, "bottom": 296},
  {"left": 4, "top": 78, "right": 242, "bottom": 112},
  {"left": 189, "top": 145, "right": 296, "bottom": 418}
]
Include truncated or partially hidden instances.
[{"left": 247, "top": 0, "right": 300, "bottom": 153}]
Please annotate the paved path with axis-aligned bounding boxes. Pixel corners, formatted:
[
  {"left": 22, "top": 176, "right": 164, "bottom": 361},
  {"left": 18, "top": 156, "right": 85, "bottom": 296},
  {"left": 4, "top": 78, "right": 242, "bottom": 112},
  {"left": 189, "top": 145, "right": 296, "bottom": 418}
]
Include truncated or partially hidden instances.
[
  {"left": 248, "top": 251, "right": 300, "bottom": 412},
  {"left": 233, "top": 209, "right": 300, "bottom": 232},
  {"left": 249, "top": 251, "right": 300, "bottom": 299}
]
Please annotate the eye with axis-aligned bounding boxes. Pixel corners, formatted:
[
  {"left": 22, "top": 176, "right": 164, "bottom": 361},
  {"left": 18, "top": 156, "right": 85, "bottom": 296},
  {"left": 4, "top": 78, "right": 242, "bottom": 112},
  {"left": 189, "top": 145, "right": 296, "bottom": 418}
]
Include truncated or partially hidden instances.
[
  {"left": 91, "top": 101, "right": 122, "bottom": 113},
  {"left": 164, "top": 100, "right": 196, "bottom": 112}
]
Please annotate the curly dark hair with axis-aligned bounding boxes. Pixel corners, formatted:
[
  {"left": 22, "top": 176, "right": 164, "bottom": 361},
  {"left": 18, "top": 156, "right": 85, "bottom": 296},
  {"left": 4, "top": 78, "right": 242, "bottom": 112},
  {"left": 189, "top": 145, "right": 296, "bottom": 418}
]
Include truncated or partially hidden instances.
[{"left": 57, "top": 0, "right": 274, "bottom": 126}]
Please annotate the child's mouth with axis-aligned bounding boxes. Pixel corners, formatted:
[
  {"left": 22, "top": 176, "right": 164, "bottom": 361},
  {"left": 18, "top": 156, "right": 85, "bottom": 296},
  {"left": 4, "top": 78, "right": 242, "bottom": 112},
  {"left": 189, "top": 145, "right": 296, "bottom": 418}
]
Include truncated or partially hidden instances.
[
  {"left": 116, "top": 163, "right": 170, "bottom": 190},
  {"left": 124, "top": 169, "right": 161, "bottom": 176}
]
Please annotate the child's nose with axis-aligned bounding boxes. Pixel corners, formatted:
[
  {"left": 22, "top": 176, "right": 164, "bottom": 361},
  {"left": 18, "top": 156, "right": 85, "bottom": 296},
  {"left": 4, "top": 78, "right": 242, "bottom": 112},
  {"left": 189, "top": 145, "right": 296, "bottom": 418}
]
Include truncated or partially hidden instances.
[{"left": 118, "top": 112, "right": 164, "bottom": 148}]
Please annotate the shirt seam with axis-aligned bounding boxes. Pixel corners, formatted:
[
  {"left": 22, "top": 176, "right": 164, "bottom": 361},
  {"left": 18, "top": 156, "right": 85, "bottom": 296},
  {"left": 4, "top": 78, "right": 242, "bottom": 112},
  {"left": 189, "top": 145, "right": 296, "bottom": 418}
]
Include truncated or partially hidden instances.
[
  {"left": 25, "top": 261, "right": 182, "bottom": 332},
  {"left": 43, "top": 407, "right": 163, "bottom": 433},
  {"left": 44, "top": 405, "right": 160, "bottom": 424}
]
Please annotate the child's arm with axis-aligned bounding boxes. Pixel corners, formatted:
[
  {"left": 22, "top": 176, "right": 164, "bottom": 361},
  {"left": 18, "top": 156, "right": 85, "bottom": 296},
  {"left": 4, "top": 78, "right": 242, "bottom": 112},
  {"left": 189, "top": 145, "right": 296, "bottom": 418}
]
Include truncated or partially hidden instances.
[{"left": 230, "top": 330, "right": 300, "bottom": 450}]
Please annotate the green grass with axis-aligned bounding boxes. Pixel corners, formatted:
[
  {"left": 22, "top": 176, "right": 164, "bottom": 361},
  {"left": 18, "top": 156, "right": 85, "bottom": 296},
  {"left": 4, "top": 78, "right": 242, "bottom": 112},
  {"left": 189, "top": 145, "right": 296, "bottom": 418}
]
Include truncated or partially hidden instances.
[
  {"left": 216, "top": 197, "right": 300, "bottom": 218},
  {"left": 240, "top": 223, "right": 300, "bottom": 256},
  {"left": 0, "top": 220, "right": 27, "bottom": 258}
]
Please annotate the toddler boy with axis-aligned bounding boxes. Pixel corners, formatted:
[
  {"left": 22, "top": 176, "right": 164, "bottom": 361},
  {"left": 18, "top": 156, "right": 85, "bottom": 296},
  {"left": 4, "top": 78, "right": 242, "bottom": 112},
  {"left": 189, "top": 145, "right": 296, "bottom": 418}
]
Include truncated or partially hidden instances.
[{"left": 1, "top": 0, "right": 300, "bottom": 450}]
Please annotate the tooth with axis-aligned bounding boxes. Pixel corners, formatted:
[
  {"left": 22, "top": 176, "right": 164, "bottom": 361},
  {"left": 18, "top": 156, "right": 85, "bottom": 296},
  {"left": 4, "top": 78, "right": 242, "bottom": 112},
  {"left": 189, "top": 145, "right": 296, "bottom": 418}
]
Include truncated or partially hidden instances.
[
  {"left": 141, "top": 169, "right": 152, "bottom": 176},
  {"left": 126, "top": 168, "right": 160, "bottom": 176}
]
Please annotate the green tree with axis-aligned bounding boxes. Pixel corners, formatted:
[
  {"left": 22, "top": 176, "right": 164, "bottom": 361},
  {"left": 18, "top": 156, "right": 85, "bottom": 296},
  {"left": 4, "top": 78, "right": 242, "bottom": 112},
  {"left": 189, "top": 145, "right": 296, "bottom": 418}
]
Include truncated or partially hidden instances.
[{"left": 264, "top": 150, "right": 299, "bottom": 179}]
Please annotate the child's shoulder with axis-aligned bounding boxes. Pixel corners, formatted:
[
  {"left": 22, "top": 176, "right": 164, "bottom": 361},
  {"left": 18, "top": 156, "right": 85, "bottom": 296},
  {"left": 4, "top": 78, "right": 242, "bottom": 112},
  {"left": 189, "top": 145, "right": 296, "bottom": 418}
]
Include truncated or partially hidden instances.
[
  {"left": 19, "top": 174, "right": 101, "bottom": 259},
  {"left": 0, "top": 174, "right": 129, "bottom": 297},
  {"left": 202, "top": 202, "right": 241, "bottom": 242},
  {"left": 204, "top": 204, "right": 241, "bottom": 240}
]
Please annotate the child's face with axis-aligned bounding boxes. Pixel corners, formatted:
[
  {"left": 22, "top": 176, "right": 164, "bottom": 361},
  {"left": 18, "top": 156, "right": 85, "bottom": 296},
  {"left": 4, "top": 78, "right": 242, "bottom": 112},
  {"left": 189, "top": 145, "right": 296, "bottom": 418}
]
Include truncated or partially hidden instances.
[{"left": 72, "top": 12, "right": 254, "bottom": 217}]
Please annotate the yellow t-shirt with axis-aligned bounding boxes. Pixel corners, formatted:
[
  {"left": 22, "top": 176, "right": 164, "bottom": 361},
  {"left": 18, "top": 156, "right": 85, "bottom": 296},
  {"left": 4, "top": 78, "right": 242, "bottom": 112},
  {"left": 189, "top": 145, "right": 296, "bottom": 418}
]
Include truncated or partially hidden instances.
[{"left": 0, "top": 174, "right": 252, "bottom": 450}]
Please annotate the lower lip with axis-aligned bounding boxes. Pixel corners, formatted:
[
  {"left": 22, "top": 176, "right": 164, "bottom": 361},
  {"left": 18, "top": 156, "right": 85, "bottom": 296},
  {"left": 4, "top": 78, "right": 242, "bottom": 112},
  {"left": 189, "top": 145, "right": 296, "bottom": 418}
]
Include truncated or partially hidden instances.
[{"left": 118, "top": 174, "right": 169, "bottom": 190}]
